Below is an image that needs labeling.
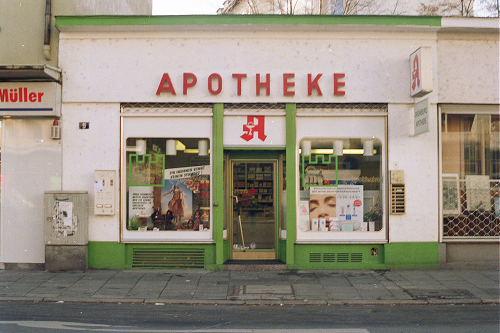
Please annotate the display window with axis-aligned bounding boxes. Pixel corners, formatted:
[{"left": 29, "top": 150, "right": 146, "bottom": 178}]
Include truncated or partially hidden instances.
[
  {"left": 121, "top": 115, "right": 212, "bottom": 242},
  {"left": 296, "top": 115, "right": 387, "bottom": 242},
  {"left": 441, "top": 109, "right": 500, "bottom": 238}
]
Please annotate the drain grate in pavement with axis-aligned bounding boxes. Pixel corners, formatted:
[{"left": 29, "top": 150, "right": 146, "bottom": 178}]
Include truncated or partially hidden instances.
[{"left": 406, "top": 289, "right": 475, "bottom": 300}]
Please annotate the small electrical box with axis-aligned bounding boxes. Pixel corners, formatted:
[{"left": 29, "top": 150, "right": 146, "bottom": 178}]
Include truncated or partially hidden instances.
[{"left": 94, "top": 170, "right": 116, "bottom": 215}]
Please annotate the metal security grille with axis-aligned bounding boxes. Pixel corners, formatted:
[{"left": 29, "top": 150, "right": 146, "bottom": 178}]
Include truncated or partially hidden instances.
[
  {"left": 296, "top": 103, "right": 387, "bottom": 115},
  {"left": 121, "top": 103, "right": 213, "bottom": 115},
  {"left": 443, "top": 179, "right": 500, "bottom": 237},
  {"left": 390, "top": 184, "right": 406, "bottom": 214},
  {"left": 223, "top": 103, "right": 287, "bottom": 115},
  {"left": 132, "top": 248, "right": 205, "bottom": 269}
]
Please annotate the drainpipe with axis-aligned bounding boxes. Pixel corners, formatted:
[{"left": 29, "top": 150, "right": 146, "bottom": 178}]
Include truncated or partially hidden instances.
[{"left": 43, "top": 0, "right": 51, "bottom": 61}]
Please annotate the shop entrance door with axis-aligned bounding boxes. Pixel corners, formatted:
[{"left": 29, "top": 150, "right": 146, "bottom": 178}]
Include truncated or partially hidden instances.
[{"left": 231, "top": 159, "right": 278, "bottom": 260}]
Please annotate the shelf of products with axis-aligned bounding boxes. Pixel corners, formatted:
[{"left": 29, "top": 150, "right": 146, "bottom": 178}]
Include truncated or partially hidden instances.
[{"left": 233, "top": 163, "right": 274, "bottom": 207}]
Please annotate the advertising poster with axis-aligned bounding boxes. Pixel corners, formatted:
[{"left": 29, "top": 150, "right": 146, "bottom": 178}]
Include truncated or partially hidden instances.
[
  {"left": 129, "top": 186, "right": 154, "bottom": 218},
  {"left": 309, "top": 185, "right": 364, "bottom": 231},
  {"left": 162, "top": 165, "right": 211, "bottom": 226},
  {"left": 128, "top": 165, "right": 210, "bottom": 230}
]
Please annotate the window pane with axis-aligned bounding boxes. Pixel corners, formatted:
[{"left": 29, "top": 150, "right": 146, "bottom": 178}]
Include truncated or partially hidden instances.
[
  {"left": 441, "top": 113, "right": 500, "bottom": 238},
  {"left": 442, "top": 114, "right": 500, "bottom": 178},
  {"left": 299, "top": 138, "right": 383, "bottom": 233},
  {"left": 126, "top": 137, "right": 210, "bottom": 232}
]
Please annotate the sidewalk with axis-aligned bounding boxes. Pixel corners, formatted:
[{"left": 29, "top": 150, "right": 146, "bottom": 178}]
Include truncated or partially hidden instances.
[{"left": 0, "top": 269, "right": 498, "bottom": 306}]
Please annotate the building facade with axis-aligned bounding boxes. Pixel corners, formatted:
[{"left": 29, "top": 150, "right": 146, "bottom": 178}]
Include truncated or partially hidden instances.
[
  {"left": 52, "top": 15, "right": 499, "bottom": 270},
  {"left": 6, "top": 14, "right": 500, "bottom": 270}
]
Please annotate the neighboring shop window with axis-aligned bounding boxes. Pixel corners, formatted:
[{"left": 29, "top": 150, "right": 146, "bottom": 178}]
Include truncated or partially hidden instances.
[
  {"left": 126, "top": 137, "right": 211, "bottom": 232},
  {"left": 442, "top": 113, "right": 500, "bottom": 237},
  {"left": 298, "top": 138, "right": 383, "bottom": 233}
]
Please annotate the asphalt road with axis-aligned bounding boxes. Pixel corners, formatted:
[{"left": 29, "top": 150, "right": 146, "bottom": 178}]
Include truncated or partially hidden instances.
[{"left": 0, "top": 302, "right": 499, "bottom": 333}]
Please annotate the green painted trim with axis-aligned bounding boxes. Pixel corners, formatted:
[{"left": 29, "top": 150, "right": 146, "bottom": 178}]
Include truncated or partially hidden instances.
[
  {"left": 88, "top": 242, "right": 439, "bottom": 270},
  {"left": 292, "top": 243, "right": 439, "bottom": 270},
  {"left": 223, "top": 239, "right": 231, "bottom": 262},
  {"left": 278, "top": 239, "right": 287, "bottom": 262},
  {"left": 384, "top": 242, "right": 439, "bottom": 269},
  {"left": 285, "top": 103, "right": 297, "bottom": 266},
  {"left": 56, "top": 15, "right": 442, "bottom": 28},
  {"left": 89, "top": 242, "right": 218, "bottom": 269},
  {"left": 125, "top": 243, "right": 216, "bottom": 269},
  {"left": 88, "top": 242, "right": 126, "bottom": 269},
  {"left": 213, "top": 103, "right": 224, "bottom": 268},
  {"left": 294, "top": 244, "right": 385, "bottom": 270}
]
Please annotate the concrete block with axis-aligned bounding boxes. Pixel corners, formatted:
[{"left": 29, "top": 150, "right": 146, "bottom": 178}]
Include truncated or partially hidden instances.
[{"left": 45, "top": 245, "right": 87, "bottom": 272}]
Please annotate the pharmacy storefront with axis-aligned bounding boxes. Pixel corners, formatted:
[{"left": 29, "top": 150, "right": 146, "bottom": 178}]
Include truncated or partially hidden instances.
[{"left": 53, "top": 15, "right": 499, "bottom": 270}]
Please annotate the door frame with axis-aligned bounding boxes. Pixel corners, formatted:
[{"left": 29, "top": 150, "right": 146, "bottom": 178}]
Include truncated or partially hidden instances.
[{"left": 227, "top": 150, "right": 283, "bottom": 260}]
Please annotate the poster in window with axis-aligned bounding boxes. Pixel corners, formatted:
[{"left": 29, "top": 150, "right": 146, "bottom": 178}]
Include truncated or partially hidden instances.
[
  {"left": 162, "top": 165, "right": 211, "bottom": 229},
  {"left": 465, "top": 175, "right": 491, "bottom": 211},
  {"left": 309, "top": 185, "right": 363, "bottom": 231}
]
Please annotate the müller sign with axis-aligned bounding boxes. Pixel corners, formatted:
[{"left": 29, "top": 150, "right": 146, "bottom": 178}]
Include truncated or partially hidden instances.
[
  {"left": 156, "top": 73, "right": 346, "bottom": 96},
  {"left": 0, "top": 82, "right": 61, "bottom": 116}
]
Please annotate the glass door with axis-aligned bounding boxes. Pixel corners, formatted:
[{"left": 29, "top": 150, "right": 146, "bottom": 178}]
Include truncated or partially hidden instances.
[{"left": 231, "top": 160, "right": 277, "bottom": 260}]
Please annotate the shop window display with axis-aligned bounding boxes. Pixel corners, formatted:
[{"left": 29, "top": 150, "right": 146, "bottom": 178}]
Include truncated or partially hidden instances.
[
  {"left": 299, "top": 138, "right": 383, "bottom": 233},
  {"left": 441, "top": 113, "right": 500, "bottom": 237},
  {"left": 126, "top": 137, "right": 211, "bottom": 232}
]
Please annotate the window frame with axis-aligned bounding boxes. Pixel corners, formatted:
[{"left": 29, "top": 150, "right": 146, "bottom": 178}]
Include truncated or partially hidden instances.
[
  {"left": 295, "top": 115, "right": 388, "bottom": 243},
  {"left": 120, "top": 115, "right": 213, "bottom": 243}
]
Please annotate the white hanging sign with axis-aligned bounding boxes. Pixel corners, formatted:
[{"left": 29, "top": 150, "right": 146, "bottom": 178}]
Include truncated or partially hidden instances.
[
  {"left": 410, "top": 47, "right": 433, "bottom": 97},
  {"left": 414, "top": 98, "right": 429, "bottom": 136}
]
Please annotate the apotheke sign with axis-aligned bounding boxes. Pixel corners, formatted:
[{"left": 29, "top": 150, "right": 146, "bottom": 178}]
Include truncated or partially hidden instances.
[
  {"left": 156, "top": 72, "right": 346, "bottom": 97},
  {"left": 0, "top": 82, "right": 61, "bottom": 116}
]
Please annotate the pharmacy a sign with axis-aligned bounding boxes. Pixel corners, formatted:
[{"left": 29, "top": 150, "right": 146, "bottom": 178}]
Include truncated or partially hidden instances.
[{"left": 414, "top": 99, "right": 429, "bottom": 136}]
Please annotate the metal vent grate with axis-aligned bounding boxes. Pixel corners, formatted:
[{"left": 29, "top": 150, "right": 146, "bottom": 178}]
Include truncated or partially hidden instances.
[
  {"left": 391, "top": 184, "right": 406, "bottom": 214},
  {"left": 132, "top": 248, "right": 205, "bottom": 269},
  {"left": 337, "top": 253, "right": 349, "bottom": 263},
  {"left": 323, "top": 253, "right": 336, "bottom": 262},
  {"left": 351, "top": 253, "right": 363, "bottom": 263},
  {"left": 308, "top": 252, "right": 363, "bottom": 264},
  {"left": 309, "top": 253, "right": 322, "bottom": 263}
]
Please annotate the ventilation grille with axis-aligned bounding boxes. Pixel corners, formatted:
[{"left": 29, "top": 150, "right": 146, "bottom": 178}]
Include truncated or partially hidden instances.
[
  {"left": 309, "top": 252, "right": 322, "bottom": 263},
  {"left": 309, "top": 252, "right": 363, "bottom": 264},
  {"left": 132, "top": 248, "right": 205, "bottom": 269},
  {"left": 390, "top": 184, "right": 406, "bottom": 214}
]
